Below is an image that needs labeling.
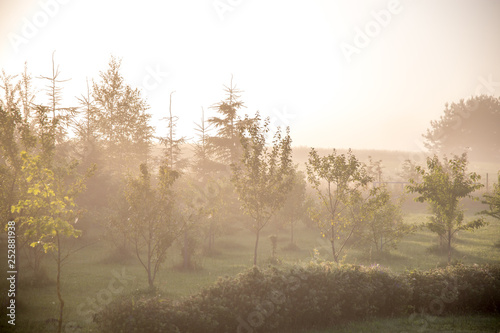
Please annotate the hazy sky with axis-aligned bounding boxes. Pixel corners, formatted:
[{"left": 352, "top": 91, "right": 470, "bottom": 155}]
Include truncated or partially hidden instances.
[{"left": 1, "top": 0, "right": 499, "bottom": 151}]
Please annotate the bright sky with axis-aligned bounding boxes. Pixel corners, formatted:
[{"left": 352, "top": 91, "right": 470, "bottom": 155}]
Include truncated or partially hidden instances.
[{"left": 1, "top": 0, "right": 499, "bottom": 151}]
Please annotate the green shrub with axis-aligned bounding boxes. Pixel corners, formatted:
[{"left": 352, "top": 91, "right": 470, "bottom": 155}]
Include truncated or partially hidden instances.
[
  {"left": 95, "top": 264, "right": 499, "bottom": 333},
  {"left": 406, "top": 264, "right": 500, "bottom": 316}
]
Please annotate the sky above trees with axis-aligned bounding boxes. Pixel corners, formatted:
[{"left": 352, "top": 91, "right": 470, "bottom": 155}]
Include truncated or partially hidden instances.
[{"left": 1, "top": 0, "right": 499, "bottom": 151}]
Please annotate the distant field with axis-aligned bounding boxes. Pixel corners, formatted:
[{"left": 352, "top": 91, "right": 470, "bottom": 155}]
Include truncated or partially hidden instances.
[{"left": 1, "top": 210, "right": 499, "bottom": 332}]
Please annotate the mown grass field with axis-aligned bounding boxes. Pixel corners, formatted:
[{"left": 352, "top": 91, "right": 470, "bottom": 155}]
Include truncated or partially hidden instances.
[{"left": 1, "top": 209, "right": 500, "bottom": 332}]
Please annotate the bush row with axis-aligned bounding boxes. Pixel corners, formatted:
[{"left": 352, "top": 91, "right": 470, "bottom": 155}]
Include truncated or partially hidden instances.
[{"left": 95, "top": 263, "right": 500, "bottom": 333}]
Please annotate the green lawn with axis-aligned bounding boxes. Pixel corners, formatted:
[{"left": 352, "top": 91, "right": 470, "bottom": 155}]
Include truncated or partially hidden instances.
[
  {"left": 1, "top": 212, "right": 500, "bottom": 332},
  {"left": 294, "top": 315, "right": 500, "bottom": 333}
]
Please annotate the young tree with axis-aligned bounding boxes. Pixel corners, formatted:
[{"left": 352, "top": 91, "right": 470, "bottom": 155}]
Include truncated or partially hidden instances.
[
  {"left": 74, "top": 78, "right": 100, "bottom": 167},
  {"left": 398, "top": 158, "right": 421, "bottom": 183},
  {"left": 481, "top": 171, "right": 500, "bottom": 220},
  {"left": 0, "top": 68, "right": 37, "bottom": 222},
  {"left": 38, "top": 52, "right": 77, "bottom": 146},
  {"left": 192, "top": 107, "right": 220, "bottom": 176},
  {"left": 231, "top": 115, "right": 293, "bottom": 265},
  {"left": 306, "top": 148, "right": 372, "bottom": 263},
  {"left": 1, "top": 67, "right": 63, "bottom": 281},
  {"left": 276, "top": 167, "right": 307, "bottom": 247},
  {"left": 122, "top": 164, "right": 181, "bottom": 288},
  {"left": 362, "top": 186, "right": 415, "bottom": 252},
  {"left": 365, "top": 156, "right": 384, "bottom": 183},
  {"left": 160, "top": 91, "right": 187, "bottom": 171},
  {"left": 175, "top": 177, "right": 206, "bottom": 270},
  {"left": 406, "top": 153, "right": 487, "bottom": 264},
  {"left": 12, "top": 151, "right": 94, "bottom": 333}
]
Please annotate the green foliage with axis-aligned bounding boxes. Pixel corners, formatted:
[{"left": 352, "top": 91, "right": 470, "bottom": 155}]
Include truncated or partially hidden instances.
[
  {"left": 406, "top": 264, "right": 500, "bottom": 315},
  {"left": 398, "top": 158, "right": 421, "bottom": 183},
  {"left": 93, "top": 263, "right": 500, "bottom": 333},
  {"left": 92, "top": 56, "right": 153, "bottom": 175},
  {"left": 207, "top": 78, "right": 255, "bottom": 166},
  {"left": 119, "top": 163, "right": 181, "bottom": 287},
  {"left": 482, "top": 171, "right": 500, "bottom": 220},
  {"left": 306, "top": 148, "right": 373, "bottom": 263},
  {"left": 231, "top": 114, "right": 294, "bottom": 265},
  {"left": 406, "top": 153, "right": 487, "bottom": 263},
  {"left": 11, "top": 151, "right": 91, "bottom": 253},
  {"left": 423, "top": 95, "right": 500, "bottom": 160},
  {"left": 362, "top": 186, "right": 416, "bottom": 252},
  {"left": 275, "top": 167, "right": 308, "bottom": 246}
]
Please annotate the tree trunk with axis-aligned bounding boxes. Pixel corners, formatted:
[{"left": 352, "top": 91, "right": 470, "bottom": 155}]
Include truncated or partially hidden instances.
[
  {"left": 147, "top": 231, "right": 153, "bottom": 289},
  {"left": 447, "top": 229, "right": 452, "bottom": 265},
  {"left": 331, "top": 224, "right": 338, "bottom": 263},
  {"left": 56, "top": 234, "right": 64, "bottom": 333},
  {"left": 207, "top": 223, "right": 213, "bottom": 251},
  {"left": 331, "top": 240, "right": 338, "bottom": 263},
  {"left": 183, "top": 229, "right": 190, "bottom": 270},
  {"left": 253, "top": 229, "right": 260, "bottom": 266}
]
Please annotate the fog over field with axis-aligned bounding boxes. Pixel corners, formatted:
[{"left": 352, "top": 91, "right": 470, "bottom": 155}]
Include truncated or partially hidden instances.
[
  {"left": 1, "top": 1, "right": 500, "bottom": 332},
  {"left": 2, "top": 0, "right": 500, "bottom": 152}
]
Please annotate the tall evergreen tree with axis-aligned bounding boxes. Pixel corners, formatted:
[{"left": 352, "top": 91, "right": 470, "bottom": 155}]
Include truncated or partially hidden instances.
[
  {"left": 207, "top": 78, "right": 255, "bottom": 168},
  {"left": 92, "top": 56, "right": 153, "bottom": 175}
]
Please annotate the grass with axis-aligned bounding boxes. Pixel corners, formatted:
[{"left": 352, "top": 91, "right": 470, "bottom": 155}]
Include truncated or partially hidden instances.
[
  {"left": 295, "top": 315, "right": 500, "bottom": 333},
  {"left": 1, "top": 211, "right": 500, "bottom": 332}
]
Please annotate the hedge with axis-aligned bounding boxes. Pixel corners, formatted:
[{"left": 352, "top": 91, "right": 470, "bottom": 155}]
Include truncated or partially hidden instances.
[{"left": 95, "top": 263, "right": 500, "bottom": 333}]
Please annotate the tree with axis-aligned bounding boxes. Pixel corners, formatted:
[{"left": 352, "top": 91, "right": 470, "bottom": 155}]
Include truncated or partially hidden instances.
[
  {"left": 482, "top": 171, "right": 500, "bottom": 220},
  {"left": 175, "top": 177, "right": 206, "bottom": 270},
  {"left": 231, "top": 115, "right": 293, "bottom": 265},
  {"left": 0, "top": 68, "right": 37, "bottom": 223},
  {"left": 192, "top": 107, "right": 220, "bottom": 177},
  {"left": 406, "top": 153, "right": 487, "bottom": 264},
  {"left": 208, "top": 78, "right": 255, "bottom": 167},
  {"left": 37, "top": 51, "right": 77, "bottom": 146},
  {"left": 365, "top": 156, "right": 384, "bottom": 183},
  {"left": 306, "top": 148, "right": 372, "bottom": 263},
  {"left": 1, "top": 65, "right": 67, "bottom": 280},
  {"left": 92, "top": 56, "right": 153, "bottom": 175},
  {"left": 122, "top": 164, "right": 181, "bottom": 288},
  {"left": 362, "top": 186, "right": 415, "bottom": 252},
  {"left": 398, "top": 158, "right": 421, "bottom": 183},
  {"left": 12, "top": 151, "right": 94, "bottom": 333},
  {"left": 191, "top": 107, "right": 228, "bottom": 253},
  {"left": 160, "top": 91, "right": 187, "bottom": 171},
  {"left": 276, "top": 167, "right": 307, "bottom": 247},
  {"left": 423, "top": 95, "right": 500, "bottom": 161}
]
